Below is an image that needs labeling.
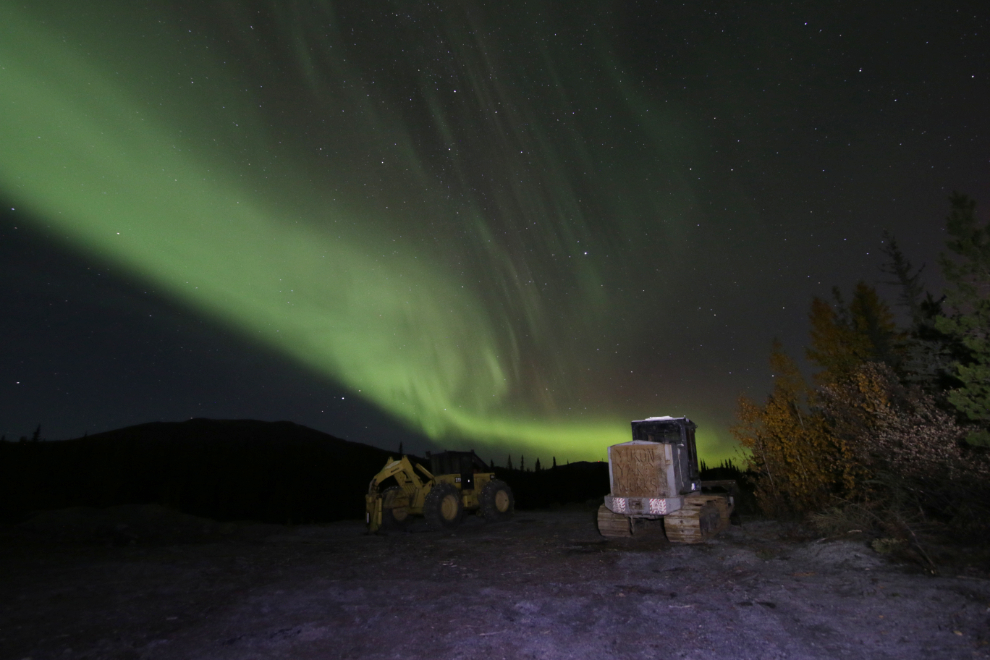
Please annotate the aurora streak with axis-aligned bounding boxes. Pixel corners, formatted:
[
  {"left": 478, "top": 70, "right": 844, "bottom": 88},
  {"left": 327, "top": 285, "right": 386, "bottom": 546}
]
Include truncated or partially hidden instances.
[{"left": 1, "top": 3, "right": 746, "bottom": 460}]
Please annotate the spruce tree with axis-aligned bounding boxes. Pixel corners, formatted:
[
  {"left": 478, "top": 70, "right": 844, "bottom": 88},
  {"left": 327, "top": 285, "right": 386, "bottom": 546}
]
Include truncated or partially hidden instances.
[
  {"left": 936, "top": 193, "right": 990, "bottom": 445},
  {"left": 880, "top": 232, "right": 958, "bottom": 391},
  {"left": 881, "top": 230, "right": 927, "bottom": 325}
]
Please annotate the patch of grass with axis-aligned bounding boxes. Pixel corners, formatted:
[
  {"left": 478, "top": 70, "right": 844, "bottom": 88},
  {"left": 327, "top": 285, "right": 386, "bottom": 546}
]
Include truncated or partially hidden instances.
[{"left": 871, "top": 537, "right": 905, "bottom": 555}]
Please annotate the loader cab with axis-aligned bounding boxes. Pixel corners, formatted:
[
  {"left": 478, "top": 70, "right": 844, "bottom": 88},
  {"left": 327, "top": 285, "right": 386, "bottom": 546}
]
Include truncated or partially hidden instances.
[
  {"left": 426, "top": 450, "right": 489, "bottom": 491},
  {"left": 629, "top": 416, "right": 701, "bottom": 494}
]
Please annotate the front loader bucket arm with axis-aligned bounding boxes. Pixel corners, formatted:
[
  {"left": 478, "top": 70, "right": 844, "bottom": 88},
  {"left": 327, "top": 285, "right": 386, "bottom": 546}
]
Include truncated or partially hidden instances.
[
  {"left": 366, "top": 458, "right": 401, "bottom": 533},
  {"left": 365, "top": 455, "right": 428, "bottom": 532}
]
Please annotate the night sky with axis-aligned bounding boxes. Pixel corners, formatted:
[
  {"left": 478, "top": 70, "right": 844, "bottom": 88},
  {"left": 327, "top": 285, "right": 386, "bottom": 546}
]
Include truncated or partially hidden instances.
[{"left": 2, "top": 1, "right": 988, "bottom": 464}]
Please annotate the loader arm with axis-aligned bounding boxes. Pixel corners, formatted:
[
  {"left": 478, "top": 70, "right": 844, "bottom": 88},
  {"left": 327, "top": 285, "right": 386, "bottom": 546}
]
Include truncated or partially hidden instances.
[
  {"left": 366, "top": 455, "right": 432, "bottom": 532},
  {"left": 367, "top": 456, "right": 425, "bottom": 494}
]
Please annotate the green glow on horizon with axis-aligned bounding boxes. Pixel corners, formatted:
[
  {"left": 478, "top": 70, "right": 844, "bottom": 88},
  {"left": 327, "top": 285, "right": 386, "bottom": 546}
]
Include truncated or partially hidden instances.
[{"left": 0, "top": 4, "right": 736, "bottom": 461}]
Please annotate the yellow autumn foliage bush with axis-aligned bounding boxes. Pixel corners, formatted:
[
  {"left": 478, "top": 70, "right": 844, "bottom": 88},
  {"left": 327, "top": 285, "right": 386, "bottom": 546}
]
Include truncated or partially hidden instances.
[{"left": 732, "top": 340, "right": 864, "bottom": 517}]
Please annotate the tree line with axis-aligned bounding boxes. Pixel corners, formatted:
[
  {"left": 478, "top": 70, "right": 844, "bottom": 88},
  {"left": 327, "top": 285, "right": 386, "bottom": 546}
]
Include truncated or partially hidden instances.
[{"left": 733, "top": 193, "right": 990, "bottom": 556}]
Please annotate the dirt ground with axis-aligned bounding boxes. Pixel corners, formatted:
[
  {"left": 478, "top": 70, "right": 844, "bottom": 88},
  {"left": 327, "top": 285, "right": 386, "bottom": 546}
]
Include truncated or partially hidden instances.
[{"left": 2, "top": 504, "right": 989, "bottom": 660}]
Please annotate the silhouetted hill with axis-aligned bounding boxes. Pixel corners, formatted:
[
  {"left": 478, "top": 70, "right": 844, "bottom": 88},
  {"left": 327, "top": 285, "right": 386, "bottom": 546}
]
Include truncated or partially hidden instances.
[{"left": 0, "top": 419, "right": 405, "bottom": 524}]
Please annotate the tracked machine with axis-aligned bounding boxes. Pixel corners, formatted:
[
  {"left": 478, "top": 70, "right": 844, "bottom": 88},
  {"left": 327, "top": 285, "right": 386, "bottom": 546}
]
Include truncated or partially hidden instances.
[
  {"left": 365, "top": 450, "right": 514, "bottom": 532},
  {"left": 598, "top": 416, "right": 736, "bottom": 544}
]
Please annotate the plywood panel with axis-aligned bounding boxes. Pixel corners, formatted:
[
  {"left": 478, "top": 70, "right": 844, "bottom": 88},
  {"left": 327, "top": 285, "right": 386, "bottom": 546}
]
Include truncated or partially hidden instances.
[{"left": 610, "top": 443, "right": 668, "bottom": 498}]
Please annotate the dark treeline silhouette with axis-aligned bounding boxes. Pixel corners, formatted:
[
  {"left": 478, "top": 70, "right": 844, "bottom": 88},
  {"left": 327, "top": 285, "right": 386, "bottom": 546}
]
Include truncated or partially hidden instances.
[
  {"left": 698, "top": 458, "right": 743, "bottom": 481},
  {"left": 493, "top": 457, "right": 751, "bottom": 511},
  {"left": 492, "top": 461, "right": 610, "bottom": 510}
]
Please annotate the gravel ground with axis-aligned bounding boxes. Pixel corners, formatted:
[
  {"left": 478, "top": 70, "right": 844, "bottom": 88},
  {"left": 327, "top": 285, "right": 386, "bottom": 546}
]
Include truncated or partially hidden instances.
[{"left": 1, "top": 505, "right": 989, "bottom": 659}]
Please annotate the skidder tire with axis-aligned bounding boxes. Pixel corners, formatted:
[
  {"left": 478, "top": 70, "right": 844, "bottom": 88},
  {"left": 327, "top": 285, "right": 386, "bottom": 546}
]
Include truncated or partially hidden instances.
[
  {"left": 597, "top": 505, "right": 632, "bottom": 537},
  {"left": 424, "top": 482, "right": 464, "bottom": 530},
  {"left": 380, "top": 486, "right": 410, "bottom": 531},
  {"left": 480, "top": 479, "right": 514, "bottom": 522}
]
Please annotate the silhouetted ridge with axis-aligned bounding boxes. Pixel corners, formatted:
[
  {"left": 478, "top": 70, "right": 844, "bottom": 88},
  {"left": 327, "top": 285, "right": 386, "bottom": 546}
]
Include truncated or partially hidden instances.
[{"left": 0, "top": 419, "right": 401, "bottom": 524}]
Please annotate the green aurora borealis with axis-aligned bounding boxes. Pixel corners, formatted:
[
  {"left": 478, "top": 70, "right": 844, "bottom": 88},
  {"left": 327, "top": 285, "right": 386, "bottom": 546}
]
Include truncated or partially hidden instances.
[{"left": 4, "top": 2, "right": 986, "bottom": 461}]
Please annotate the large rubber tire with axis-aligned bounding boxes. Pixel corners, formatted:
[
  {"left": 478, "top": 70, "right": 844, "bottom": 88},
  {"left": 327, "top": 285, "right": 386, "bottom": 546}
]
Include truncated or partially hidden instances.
[
  {"left": 480, "top": 479, "right": 514, "bottom": 522},
  {"left": 423, "top": 482, "right": 464, "bottom": 530},
  {"left": 380, "top": 486, "right": 410, "bottom": 531}
]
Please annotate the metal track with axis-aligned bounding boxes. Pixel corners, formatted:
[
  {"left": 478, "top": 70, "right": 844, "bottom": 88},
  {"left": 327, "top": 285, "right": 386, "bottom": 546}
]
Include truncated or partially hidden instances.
[
  {"left": 597, "top": 505, "right": 632, "bottom": 537},
  {"left": 663, "top": 494, "right": 731, "bottom": 544}
]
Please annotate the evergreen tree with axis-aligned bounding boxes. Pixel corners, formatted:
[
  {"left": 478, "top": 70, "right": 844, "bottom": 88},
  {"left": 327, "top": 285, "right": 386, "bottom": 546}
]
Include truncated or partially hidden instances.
[
  {"left": 552, "top": 456, "right": 557, "bottom": 469},
  {"left": 535, "top": 457, "right": 541, "bottom": 471},
  {"left": 936, "top": 193, "right": 990, "bottom": 445},
  {"left": 398, "top": 441, "right": 403, "bottom": 456},
  {"left": 520, "top": 455, "right": 525, "bottom": 471},
  {"left": 880, "top": 232, "right": 958, "bottom": 391},
  {"left": 507, "top": 455, "right": 513, "bottom": 470},
  {"left": 881, "top": 230, "right": 927, "bottom": 326},
  {"left": 31, "top": 425, "right": 41, "bottom": 442}
]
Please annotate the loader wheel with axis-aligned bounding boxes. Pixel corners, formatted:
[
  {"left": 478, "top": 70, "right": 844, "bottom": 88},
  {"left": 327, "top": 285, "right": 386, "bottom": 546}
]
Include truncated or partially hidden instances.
[
  {"left": 424, "top": 483, "right": 464, "bottom": 530},
  {"left": 381, "top": 486, "right": 410, "bottom": 531},
  {"left": 480, "top": 479, "right": 514, "bottom": 522}
]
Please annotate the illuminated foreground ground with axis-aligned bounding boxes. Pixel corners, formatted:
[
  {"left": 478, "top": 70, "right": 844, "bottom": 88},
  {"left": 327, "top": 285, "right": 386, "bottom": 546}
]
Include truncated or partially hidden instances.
[{"left": 2, "top": 507, "right": 988, "bottom": 659}]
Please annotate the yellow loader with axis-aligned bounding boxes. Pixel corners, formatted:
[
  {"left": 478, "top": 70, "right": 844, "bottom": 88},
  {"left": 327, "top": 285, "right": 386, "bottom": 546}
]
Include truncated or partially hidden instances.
[{"left": 365, "top": 450, "right": 514, "bottom": 532}]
